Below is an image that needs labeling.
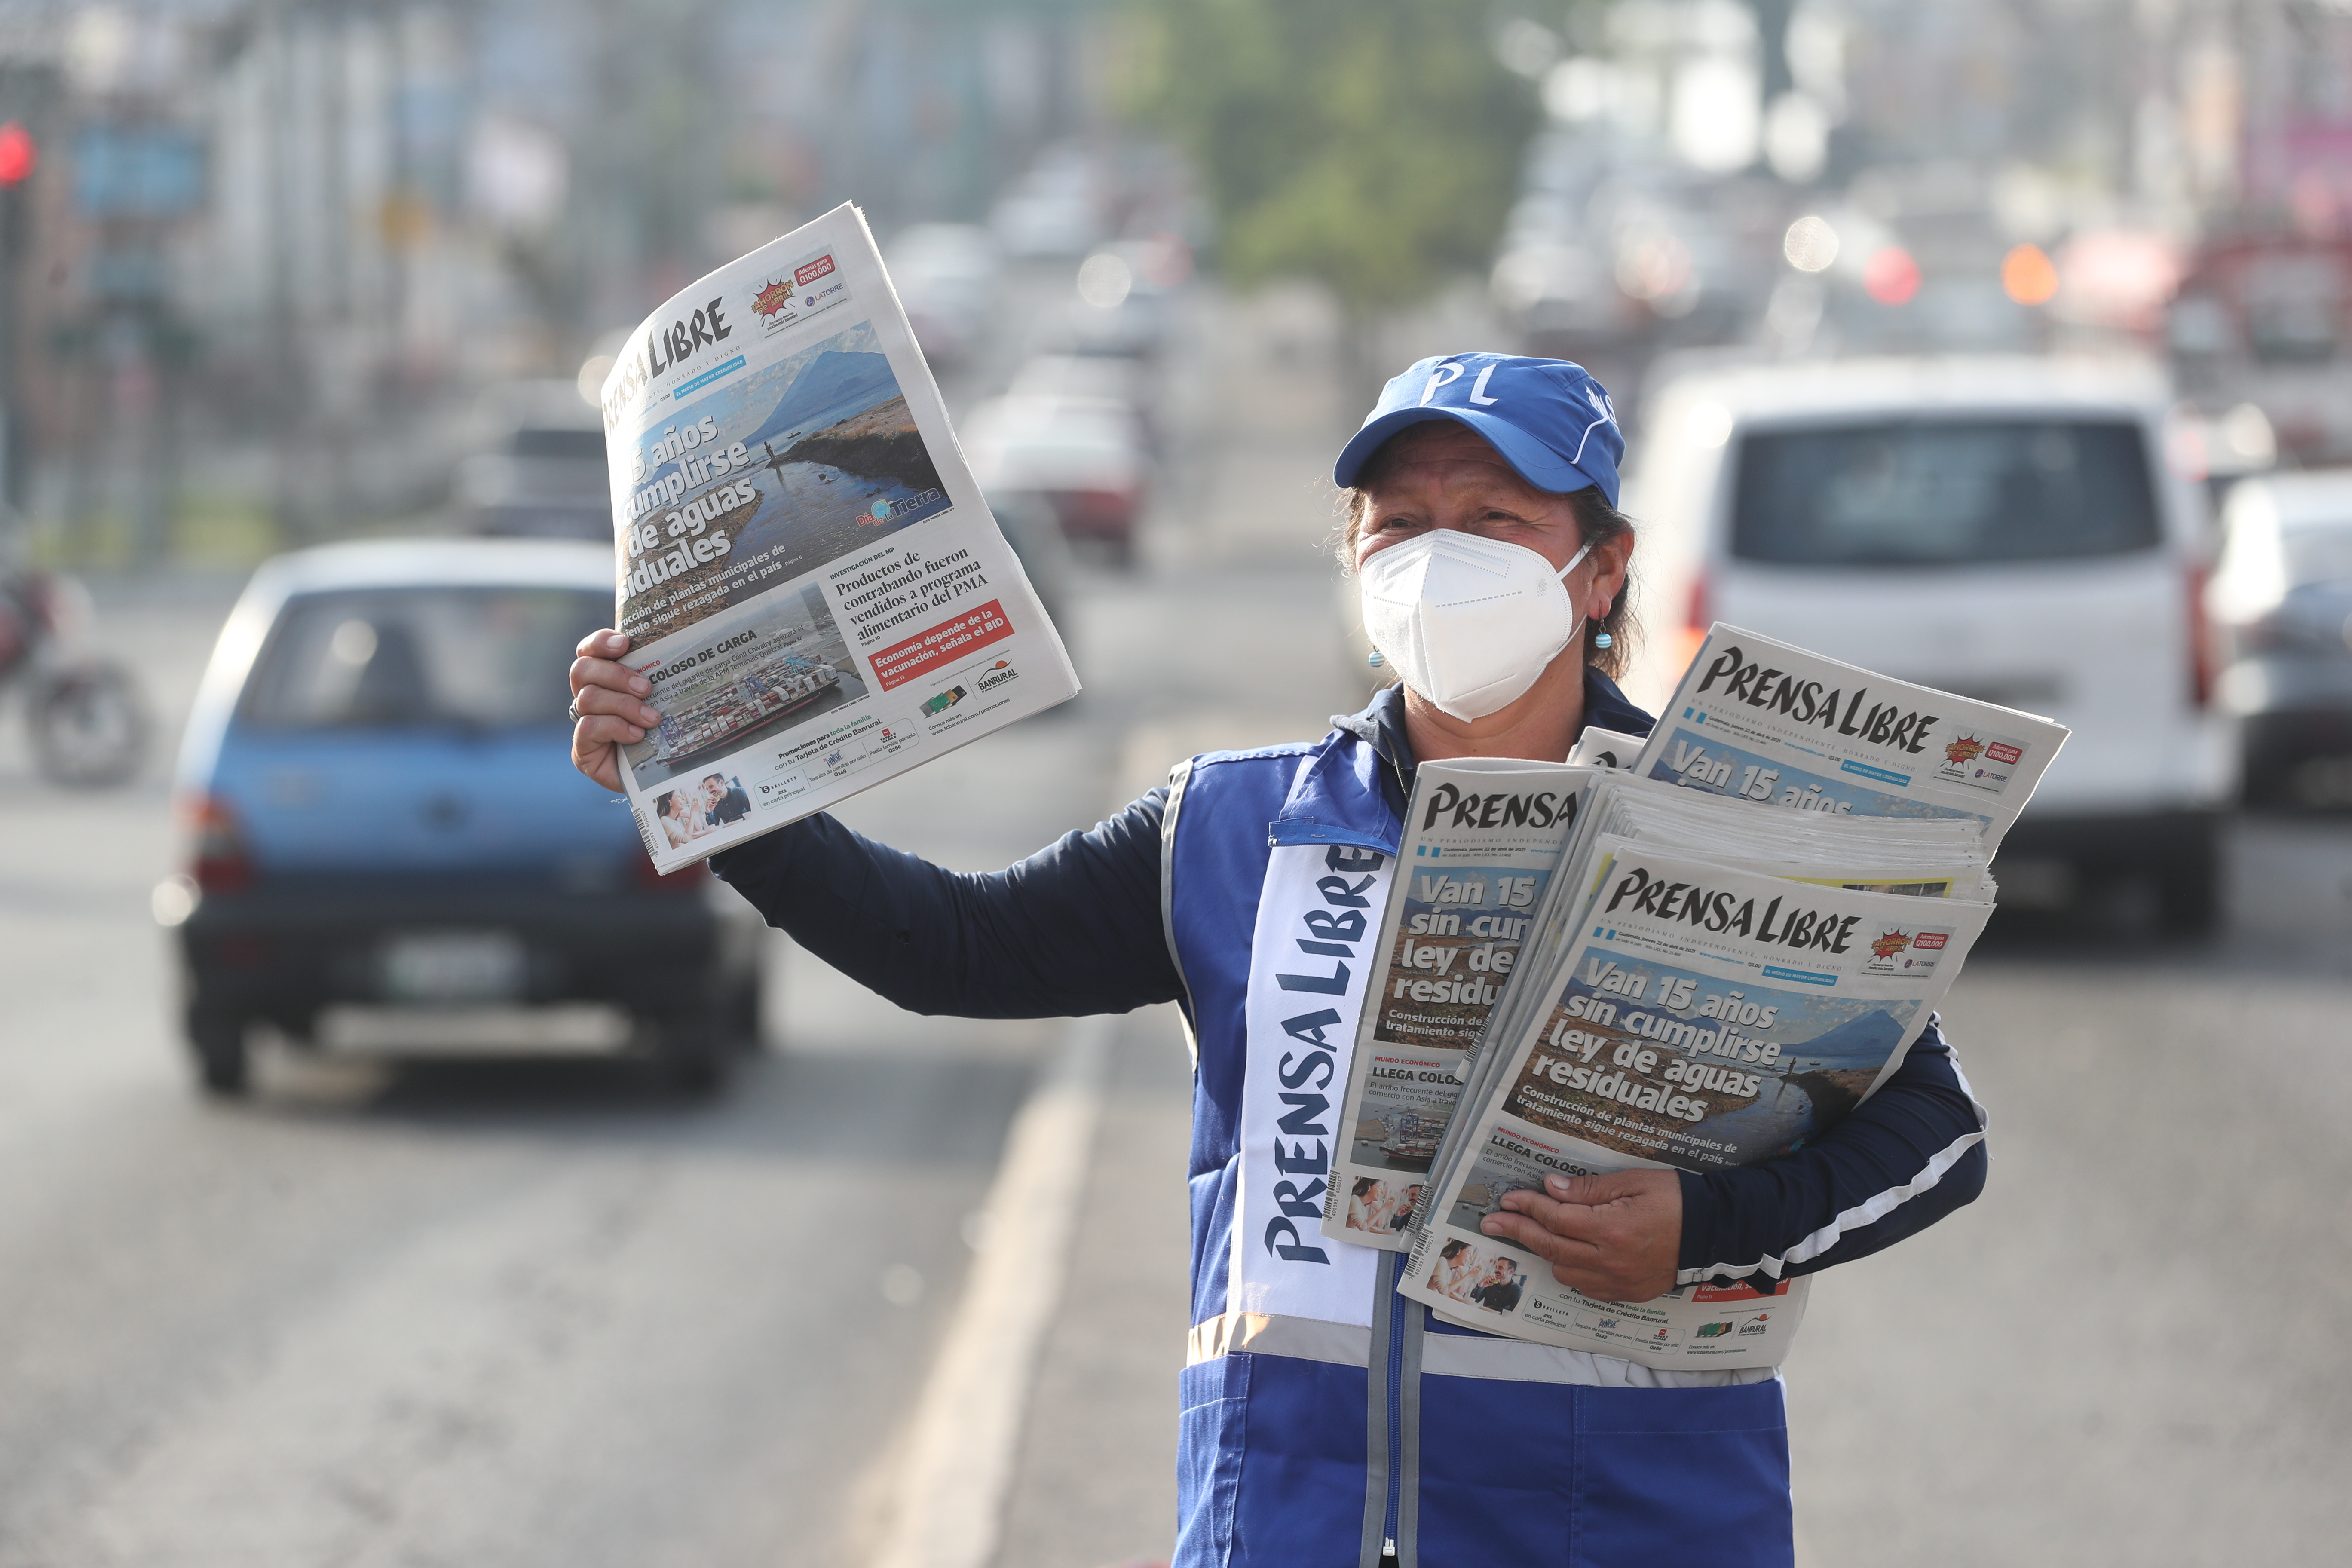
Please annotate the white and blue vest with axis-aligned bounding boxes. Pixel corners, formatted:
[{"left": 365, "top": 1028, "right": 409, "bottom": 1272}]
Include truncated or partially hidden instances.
[{"left": 1162, "top": 724, "right": 1795, "bottom": 1568}]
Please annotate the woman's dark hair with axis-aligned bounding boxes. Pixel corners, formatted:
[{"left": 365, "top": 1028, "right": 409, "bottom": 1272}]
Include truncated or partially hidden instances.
[
  {"left": 1354, "top": 1177, "right": 1380, "bottom": 1198},
  {"left": 1334, "top": 437, "right": 1638, "bottom": 680}
]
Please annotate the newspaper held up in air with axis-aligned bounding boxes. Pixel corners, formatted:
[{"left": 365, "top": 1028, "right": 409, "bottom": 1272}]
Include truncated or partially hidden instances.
[
  {"left": 599, "top": 202, "right": 1078, "bottom": 872},
  {"left": 1637, "top": 624, "right": 2067, "bottom": 851},
  {"left": 1403, "top": 846, "right": 1992, "bottom": 1368},
  {"left": 1321, "top": 758, "right": 1590, "bottom": 1252}
]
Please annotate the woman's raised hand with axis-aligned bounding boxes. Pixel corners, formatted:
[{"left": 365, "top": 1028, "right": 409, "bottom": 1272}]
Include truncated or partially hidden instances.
[{"left": 569, "top": 629, "right": 661, "bottom": 791}]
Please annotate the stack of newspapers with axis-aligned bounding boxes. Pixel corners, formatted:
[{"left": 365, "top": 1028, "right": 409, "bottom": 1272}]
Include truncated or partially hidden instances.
[{"left": 1324, "top": 624, "right": 2069, "bottom": 1369}]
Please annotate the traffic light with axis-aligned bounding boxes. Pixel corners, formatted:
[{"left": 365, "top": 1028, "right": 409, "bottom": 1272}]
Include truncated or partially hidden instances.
[{"left": 0, "top": 121, "right": 33, "bottom": 186}]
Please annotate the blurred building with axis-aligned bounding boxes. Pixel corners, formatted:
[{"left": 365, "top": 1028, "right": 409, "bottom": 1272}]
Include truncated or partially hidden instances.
[
  {"left": 0, "top": 0, "right": 1124, "bottom": 561},
  {"left": 1481, "top": 0, "right": 2352, "bottom": 452}
]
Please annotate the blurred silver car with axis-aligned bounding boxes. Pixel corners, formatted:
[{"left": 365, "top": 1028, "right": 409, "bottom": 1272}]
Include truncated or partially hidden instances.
[
  {"left": 2210, "top": 470, "right": 2352, "bottom": 807},
  {"left": 989, "top": 144, "right": 1105, "bottom": 260},
  {"left": 884, "top": 222, "right": 1001, "bottom": 370},
  {"left": 963, "top": 393, "right": 1149, "bottom": 566},
  {"left": 1045, "top": 237, "right": 1190, "bottom": 360}
]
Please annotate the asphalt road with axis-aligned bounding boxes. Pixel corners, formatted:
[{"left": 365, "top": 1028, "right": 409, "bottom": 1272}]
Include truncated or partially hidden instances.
[
  {"left": 0, "top": 565, "right": 1106, "bottom": 1568},
  {"left": 6, "top": 284, "right": 2352, "bottom": 1568}
]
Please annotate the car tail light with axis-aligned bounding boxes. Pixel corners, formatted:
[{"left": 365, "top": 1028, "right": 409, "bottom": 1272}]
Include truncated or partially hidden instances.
[
  {"left": 634, "top": 853, "right": 710, "bottom": 892},
  {"left": 2187, "top": 563, "right": 2217, "bottom": 709},
  {"left": 181, "top": 793, "right": 254, "bottom": 894},
  {"left": 1054, "top": 487, "right": 1138, "bottom": 533}
]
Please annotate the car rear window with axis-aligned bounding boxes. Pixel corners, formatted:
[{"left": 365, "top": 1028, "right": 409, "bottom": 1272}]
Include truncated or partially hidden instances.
[
  {"left": 2284, "top": 524, "right": 2352, "bottom": 586},
  {"left": 240, "top": 587, "right": 609, "bottom": 730},
  {"left": 1730, "top": 419, "right": 2162, "bottom": 567},
  {"left": 511, "top": 427, "right": 606, "bottom": 460}
]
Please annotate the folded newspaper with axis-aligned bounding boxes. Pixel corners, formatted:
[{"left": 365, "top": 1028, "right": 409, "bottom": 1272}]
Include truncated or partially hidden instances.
[
  {"left": 596, "top": 203, "right": 1078, "bottom": 871},
  {"left": 1633, "top": 624, "right": 2066, "bottom": 850},
  {"left": 1400, "top": 845, "right": 1993, "bottom": 1365},
  {"left": 1317, "top": 625, "right": 2068, "bottom": 1369},
  {"left": 1323, "top": 758, "right": 1592, "bottom": 1251}
]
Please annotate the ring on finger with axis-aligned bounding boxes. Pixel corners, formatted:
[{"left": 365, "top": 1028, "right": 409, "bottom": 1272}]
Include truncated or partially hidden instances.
[{"left": 567, "top": 696, "right": 584, "bottom": 724}]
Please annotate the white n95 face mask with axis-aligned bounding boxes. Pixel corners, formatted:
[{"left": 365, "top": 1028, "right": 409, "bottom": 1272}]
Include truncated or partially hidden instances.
[{"left": 1359, "top": 530, "right": 1594, "bottom": 720}]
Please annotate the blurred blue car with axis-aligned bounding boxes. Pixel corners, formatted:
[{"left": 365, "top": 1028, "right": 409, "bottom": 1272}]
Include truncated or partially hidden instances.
[{"left": 162, "top": 539, "right": 762, "bottom": 1095}]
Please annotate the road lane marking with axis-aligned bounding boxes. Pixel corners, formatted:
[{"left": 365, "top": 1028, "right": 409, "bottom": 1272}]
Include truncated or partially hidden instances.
[{"left": 867, "top": 1012, "right": 1113, "bottom": 1568}]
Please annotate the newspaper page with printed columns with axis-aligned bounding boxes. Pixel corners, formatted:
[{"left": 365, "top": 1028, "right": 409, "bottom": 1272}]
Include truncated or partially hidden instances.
[
  {"left": 599, "top": 202, "right": 1078, "bottom": 872},
  {"left": 1636, "top": 623, "right": 2067, "bottom": 851},
  {"left": 1404, "top": 845, "right": 1991, "bottom": 1368},
  {"left": 1320, "top": 758, "right": 1589, "bottom": 1252}
]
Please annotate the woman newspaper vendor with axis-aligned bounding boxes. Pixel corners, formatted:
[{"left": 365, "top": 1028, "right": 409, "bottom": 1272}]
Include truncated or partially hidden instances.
[{"left": 567, "top": 353, "right": 1990, "bottom": 1568}]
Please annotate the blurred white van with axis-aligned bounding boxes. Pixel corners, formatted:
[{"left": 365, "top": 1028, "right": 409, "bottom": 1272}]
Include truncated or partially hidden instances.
[{"left": 1624, "top": 357, "right": 2234, "bottom": 931}]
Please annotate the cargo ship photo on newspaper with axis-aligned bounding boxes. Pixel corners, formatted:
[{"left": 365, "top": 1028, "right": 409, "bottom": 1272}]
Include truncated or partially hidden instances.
[{"left": 623, "top": 583, "right": 868, "bottom": 788}]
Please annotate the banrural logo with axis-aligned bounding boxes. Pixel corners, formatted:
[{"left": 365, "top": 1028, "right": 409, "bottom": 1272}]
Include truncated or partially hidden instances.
[{"left": 976, "top": 658, "right": 1019, "bottom": 693}]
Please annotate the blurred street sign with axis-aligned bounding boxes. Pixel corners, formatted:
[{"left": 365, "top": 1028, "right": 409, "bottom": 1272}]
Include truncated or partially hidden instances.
[{"left": 73, "top": 124, "right": 203, "bottom": 218}]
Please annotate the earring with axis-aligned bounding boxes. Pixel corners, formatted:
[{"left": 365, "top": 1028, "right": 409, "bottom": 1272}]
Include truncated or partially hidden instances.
[
  {"left": 1592, "top": 631, "right": 1613, "bottom": 649},
  {"left": 1367, "top": 650, "right": 1386, "bottom": 668}
]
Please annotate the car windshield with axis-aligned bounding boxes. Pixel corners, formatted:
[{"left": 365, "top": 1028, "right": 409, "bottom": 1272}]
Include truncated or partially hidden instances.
[
  {"left": 241, "top": 586, "right": 608, "bottom": 730},
  {"left": 1731, "top": 419, "right": 2160, "bottom": 567}
]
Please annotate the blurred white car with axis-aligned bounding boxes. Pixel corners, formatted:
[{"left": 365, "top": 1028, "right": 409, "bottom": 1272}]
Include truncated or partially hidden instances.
[
  {"left": 455, "top": 380, "right": 610, "bottom": 540},
  {"left": 884, "top": 223, "right": 1000, "bottom": 370},
  {"left": 1046, "top": 237, "right": 1190, "bottom": 359},
  {"left": 990, "top": 145, "right": 1104, "bottom": 260},
  {"left": 1006, "top": 354, "right": 1157, "bottom": 452},
  {"left": 962, "top": 394, "right": 1148, "bottom": 565},
  {"left": 1627, "top": 357, "right": 2234, "bottom": 930},
  {"left": 2208, "top": 469, "right": 2352, "bottom": 807}
]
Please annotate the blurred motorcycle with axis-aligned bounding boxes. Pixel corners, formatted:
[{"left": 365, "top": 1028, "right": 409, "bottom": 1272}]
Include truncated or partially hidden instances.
[{"left": 0, "top": 570, "right": 148, "bottom": 785}]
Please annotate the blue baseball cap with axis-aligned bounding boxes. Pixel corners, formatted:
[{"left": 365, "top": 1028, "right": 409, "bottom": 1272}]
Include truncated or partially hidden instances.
[{"left": 1331, "top": 352, "right": 1623, "bottom": 507}]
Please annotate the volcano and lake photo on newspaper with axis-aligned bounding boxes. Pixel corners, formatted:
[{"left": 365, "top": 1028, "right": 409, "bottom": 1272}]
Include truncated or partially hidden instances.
[{"left": 616, "top": 318, "right": 952, "bottom": 649}]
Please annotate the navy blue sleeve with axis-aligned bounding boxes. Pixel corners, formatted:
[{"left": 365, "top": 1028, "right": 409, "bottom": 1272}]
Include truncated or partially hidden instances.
[
  {"left": 1673, "top": 1016, "right": 1987, "bottom": 1286},
  {"left": 707, "top": 788, "right": 1182, "bottom": 1020}
]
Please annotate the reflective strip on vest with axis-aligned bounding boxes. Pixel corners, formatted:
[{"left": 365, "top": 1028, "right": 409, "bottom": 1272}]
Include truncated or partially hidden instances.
[{"left": 1187, "top": 1310, "right": 1780, "bottom": 1390}]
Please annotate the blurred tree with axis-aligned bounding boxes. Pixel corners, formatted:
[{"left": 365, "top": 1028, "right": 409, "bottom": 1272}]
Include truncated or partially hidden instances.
[{"left": 1126, "top": 0, "right": 1538, "bottom": 328}]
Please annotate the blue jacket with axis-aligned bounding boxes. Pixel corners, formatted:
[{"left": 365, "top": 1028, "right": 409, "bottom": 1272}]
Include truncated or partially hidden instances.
[{"left": 713, "top": 673, "right": 1989, "bottom": 1565}]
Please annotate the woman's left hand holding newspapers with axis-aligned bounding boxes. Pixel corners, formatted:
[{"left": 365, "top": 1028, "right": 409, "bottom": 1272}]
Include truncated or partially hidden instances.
[
  {"left": 570, "top": 628, "right": 661, "bottom": 792},
  {"left": 1480, "top": 1169, "right": 1681, "bottom": 1303}
]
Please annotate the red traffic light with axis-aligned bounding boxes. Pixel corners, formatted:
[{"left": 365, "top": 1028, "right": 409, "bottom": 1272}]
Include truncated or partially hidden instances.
[{"left": 0, "top": 122, "right": 35, "bottom": 186}]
